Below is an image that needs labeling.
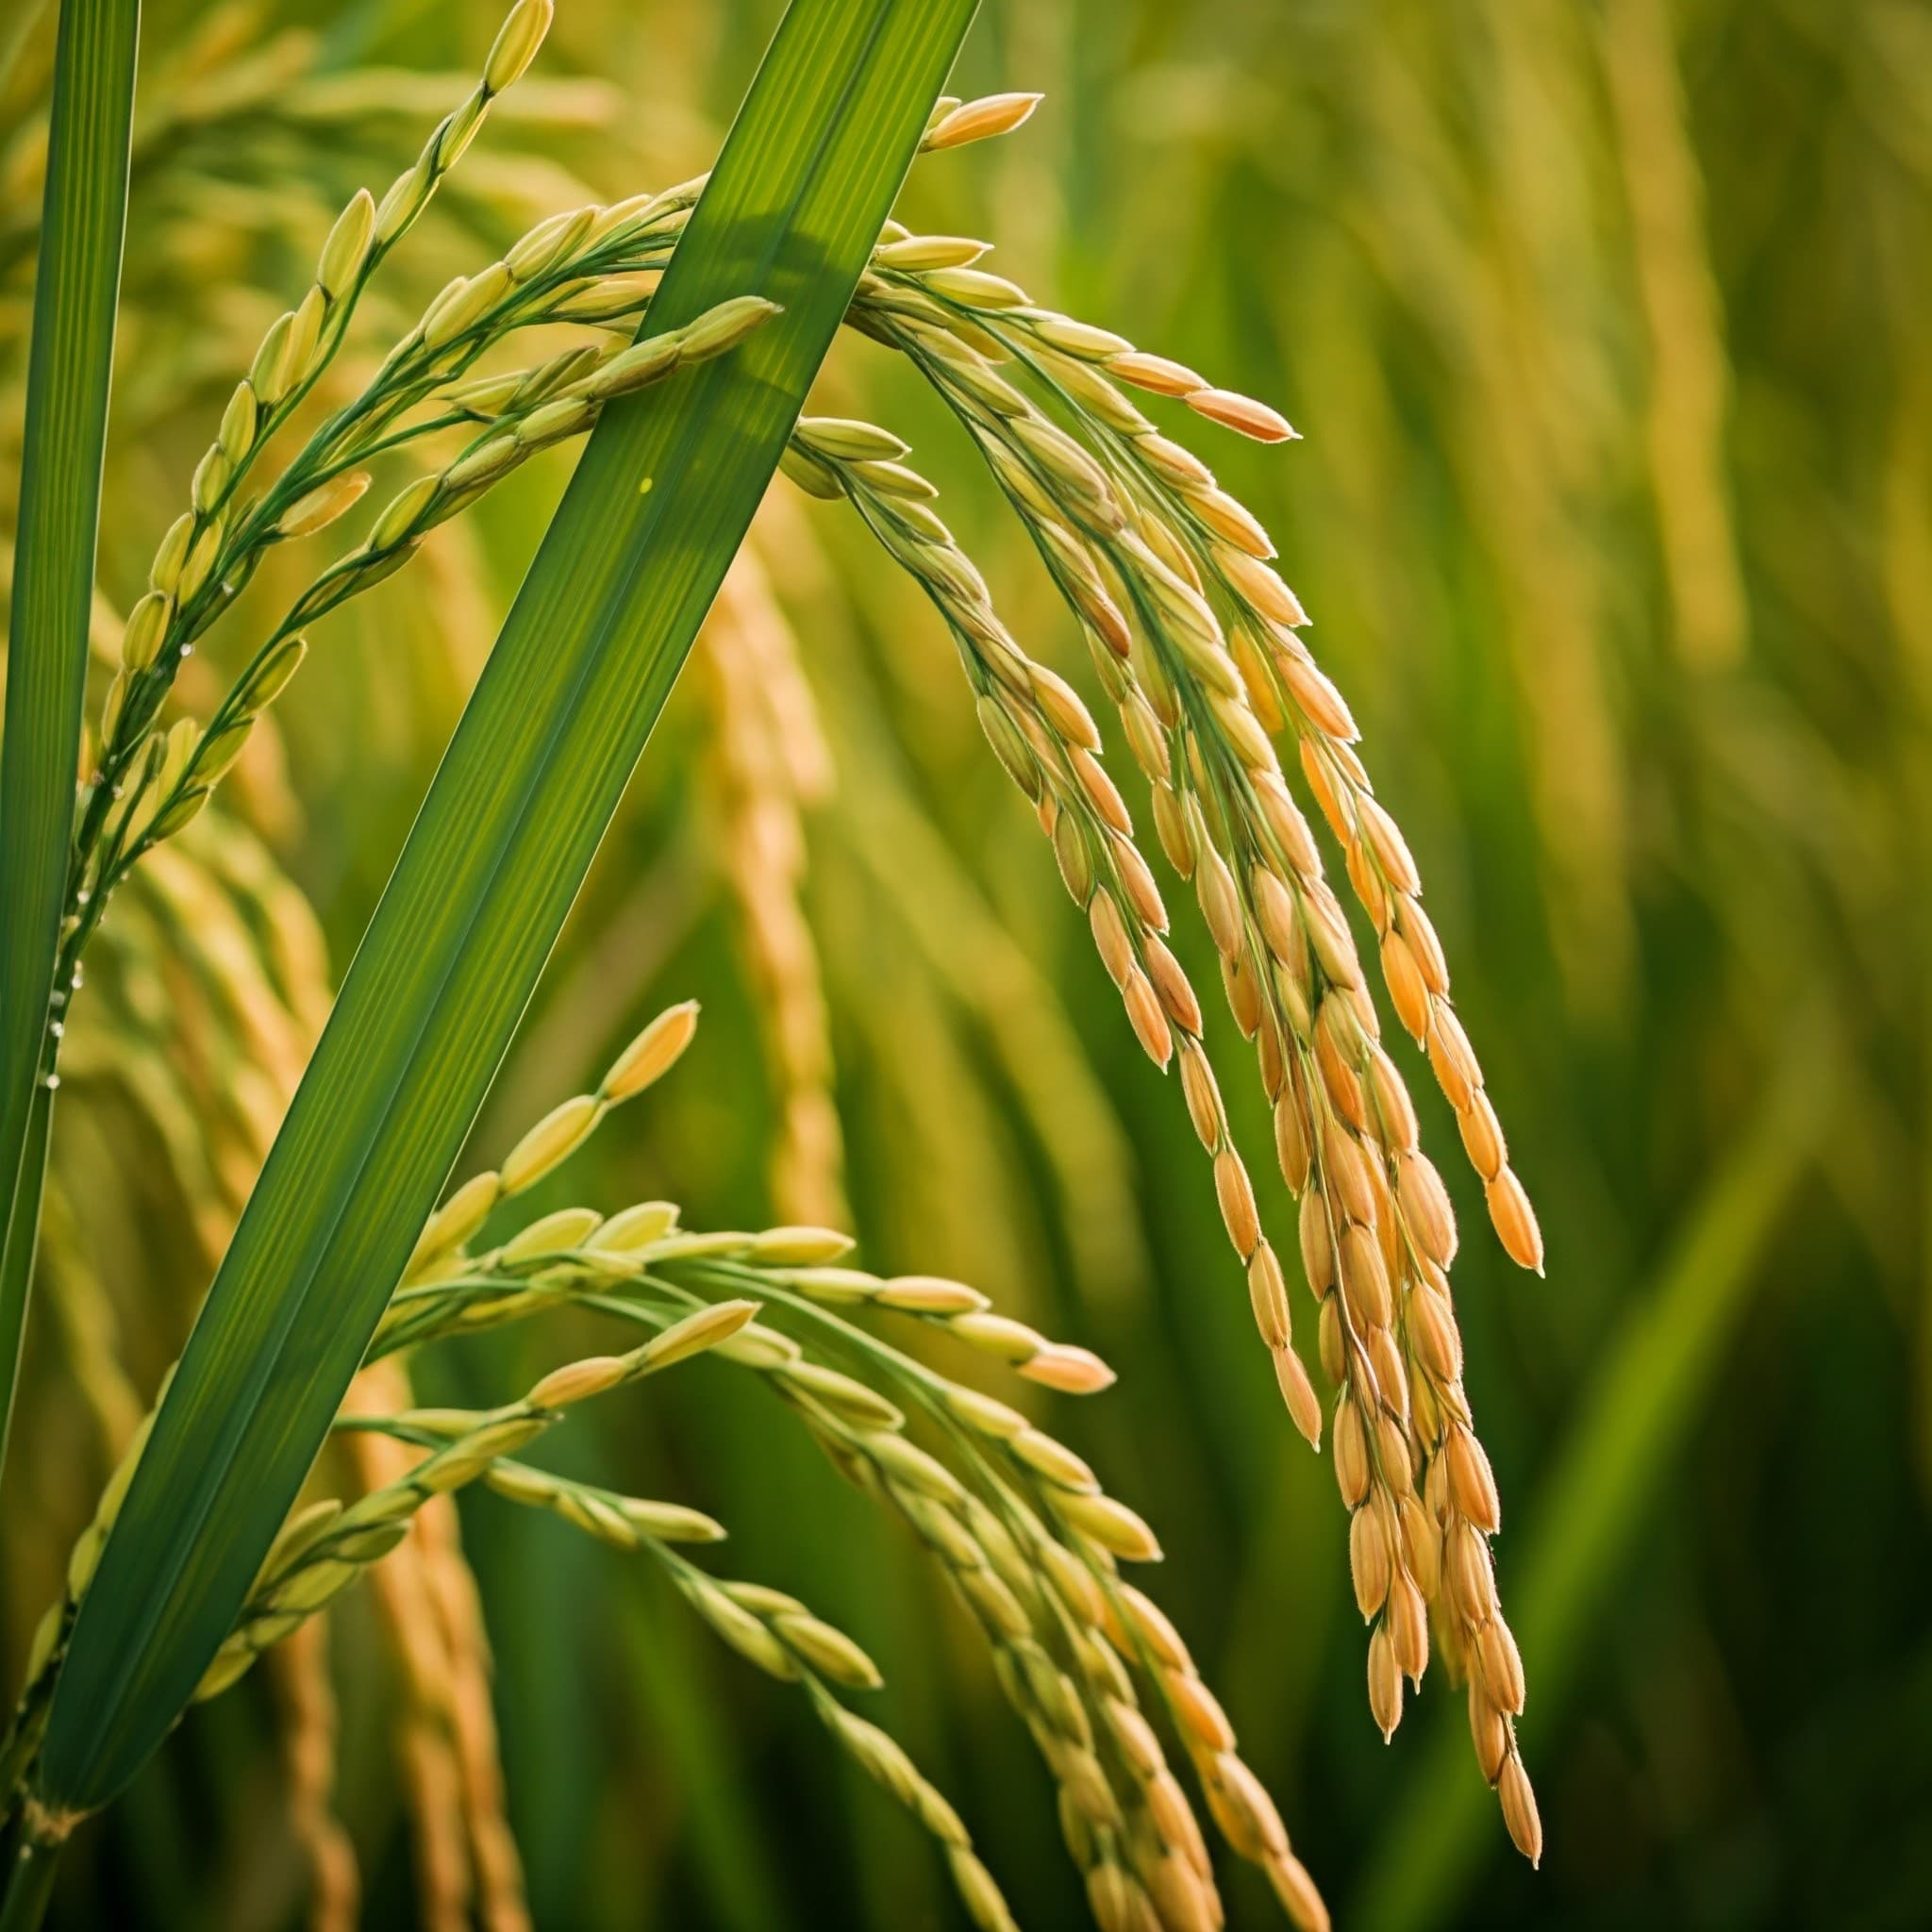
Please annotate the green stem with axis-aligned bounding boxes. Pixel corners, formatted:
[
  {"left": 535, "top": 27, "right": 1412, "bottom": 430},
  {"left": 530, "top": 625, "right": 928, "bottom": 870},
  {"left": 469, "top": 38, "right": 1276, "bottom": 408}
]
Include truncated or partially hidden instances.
[{"left": 0, "top": 1826, "right": 61, "bottom": 1932}]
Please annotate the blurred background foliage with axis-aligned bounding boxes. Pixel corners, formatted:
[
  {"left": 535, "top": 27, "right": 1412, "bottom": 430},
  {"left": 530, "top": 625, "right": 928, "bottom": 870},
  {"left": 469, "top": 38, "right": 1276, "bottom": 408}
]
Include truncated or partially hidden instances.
[{"left": 3, "top": 0, "right": 1929, "bottom": 1927}]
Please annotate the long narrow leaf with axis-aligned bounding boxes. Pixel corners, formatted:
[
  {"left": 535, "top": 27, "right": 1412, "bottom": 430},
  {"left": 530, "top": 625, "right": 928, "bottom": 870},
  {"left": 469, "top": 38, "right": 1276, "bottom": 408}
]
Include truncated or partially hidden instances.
[
  {"left": 0, "top": 0, "right": 141, "bottom": 1480},
  {"left": 36, "top": 0, "right": 976, "bottom": 1817}
]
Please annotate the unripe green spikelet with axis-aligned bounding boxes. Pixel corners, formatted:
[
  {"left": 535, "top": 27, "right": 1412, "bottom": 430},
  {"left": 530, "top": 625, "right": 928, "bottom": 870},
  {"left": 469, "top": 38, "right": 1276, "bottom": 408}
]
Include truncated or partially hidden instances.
[
  {"left": 506, "top": 204, "right": 594, "bottom": 280},
  {"left": 924, "top": 267, "right": 1028, "bottom": 308},
  {"left": 868, "top": 1433, "right": 965, "bottom": 1505},
  {"left": 878, "top": 1274, "right": 988, "bottom": 1314},
  {"left": 282, "top": 286, "right": 327, "bottom": 391},
  {"left": 776, "top": 1613, "right": 882, "bottom": 1690},
  {"left": 641, "top": 1299, "right": 758, "bottom": 1370},
  {"left": 317, "top": 188, "right": 375, "bottom": 298},
  {"left": 749, "top": 1225, "right": 855, "bottom": 1265},
  {"left": 191, "top": 447, "right": 229, "bottom": 516},
  {"left": 526, "top": 1355, "right": 627, "bottom": 1409},
  {"left": 268, "top": 1557, "right": 360, "bottom": 1616},
  {"left": 241, "top": 636, "right": 308, "bottom": 711},
  {"left": 424, "top": 1417, "right": 548, "bottom": 1490},
  {"left": 442, "top": 436, "right": 519, "bottom": 494},
  {"left": 371, "top": 475, "right": 441, "bottom": 551},
  {"left": 944, "top": 1386, "right": 1028, "bottom": 1439},
  {"left": 249, "top": 312, "right": 293, "bottom": 403},
  {"left": 588, "top": 1200, "right": 679, "bottom": 1254},
  {"left": 779, "top": 444, "right": 843, "bottom": 498},
  {"left": 781, "top": 1265, "right": 877, "bottom": 1304},
  {"left": 875, "top": 234, "right": 989, "bottom": 272},
  {"left": 678, "top": 293, "right": 783, "bottom": 361},
  {"left": 485, "top": 0, "right": 553, "bottom": 94},
  {"left": 580, "top": 336, "right": 681, "bottom": 399},
  {"left": 278, "top": 470, "right": 370, "bottom": 539},
  {"left": 373, "top": 150, "right": 436, "bottom": 245},
  {"left": 601, "top": 1000, "right": 700, "bottom": 1099},
  {"left": 798, "top": 416, "right": 910, "bottom": 461},
  {"left": 1011, "top": 1429, "right": 1099, "bottom": 1491},
  {"left": 517, "top": 395, "right": 597, "bottom": 444},
  {"left": 193, "top": 719, "right": 253, "bottom": 784},
  {"left": 177, "top": 517, "right": 224, "bottom": 602},
  {"left": 501, "top": 1092, "right": 603, "bottom": 1193},
  {"left": 782, "top": 1362, "right": 905, "bottom": 1431},
  {"left": 330, "top": 1524, "right": 409, "bottom": 1564},
  {"left": 149, "top": 512, "right": 194, "bottom": 593},
  {"left": 691, "top": 1581, "right": 797, "bottom": 1678},
  {"left": 193, "top": 1645, "right": 256, "bottom": 1703},
  {"left": 216, "top": 383, "right": 256, "bottom": 465},
  {"left": 501, "top": 1205, "right": 604, "bottom": 1264},
  {"left": 411, "top": 1169, "right": 501, "bottom": 1269},
  {"left": 120, "top": 592, "right": 171, "bottom": 673},
  {"left": 620, "top": 1499, "right": 724, "bottom": 1542}
]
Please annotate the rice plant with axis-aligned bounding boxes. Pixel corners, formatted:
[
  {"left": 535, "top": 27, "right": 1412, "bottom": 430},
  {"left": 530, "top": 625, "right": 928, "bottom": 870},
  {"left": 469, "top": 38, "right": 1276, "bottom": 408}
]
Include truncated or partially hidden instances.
[{"left": 15, "top": 0, "right": 1896, "bottom": 1925}]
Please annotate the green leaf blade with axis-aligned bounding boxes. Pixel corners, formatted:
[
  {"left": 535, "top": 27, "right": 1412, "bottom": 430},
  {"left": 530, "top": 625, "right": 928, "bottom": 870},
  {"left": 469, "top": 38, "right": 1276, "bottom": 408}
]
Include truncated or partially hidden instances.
[
  {"left": 37, "top": 0, "right": 974, "bottom": 1817},
  {"left": 0, "top": 0, "right": 141, "bottom": 1479}
]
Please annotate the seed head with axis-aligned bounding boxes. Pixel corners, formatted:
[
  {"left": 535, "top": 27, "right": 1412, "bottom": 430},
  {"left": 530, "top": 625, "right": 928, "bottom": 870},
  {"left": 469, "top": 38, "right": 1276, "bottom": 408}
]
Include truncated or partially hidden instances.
[
  {"left": 602, "top": 999, "right": 700, "bottom": 1099},
  {"left": 923, "top": 92, "right": 1044, "bottom": 152},
  {"left": 485, "top": 0, "right": 554, "bottom": 95}
]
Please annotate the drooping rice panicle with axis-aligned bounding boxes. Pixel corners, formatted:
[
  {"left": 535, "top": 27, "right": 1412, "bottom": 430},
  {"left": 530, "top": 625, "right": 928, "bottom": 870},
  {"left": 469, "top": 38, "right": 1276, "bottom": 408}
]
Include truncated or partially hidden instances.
[
  {"left": 441, "top": 1234, "right": 1319, "bottom": 1932},
  {"left": 13, "top": 961, "right": 1327, "bottom": 1931},
  {"left": 359, "top": 1028, "right": 1321, "bottom": 1928},
  {"left": 347, "top": 1404, "right": 1019, "bottom": 1932},
  {"left": 813, "top": 228, "right": 1541, "bottom": 1842},
  {"left": 691, "top": 1264, "right": 1329, "bottom": 1932},
  {"left": 2, "top": 32, "right": 1558, "bottom": 1903}
]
